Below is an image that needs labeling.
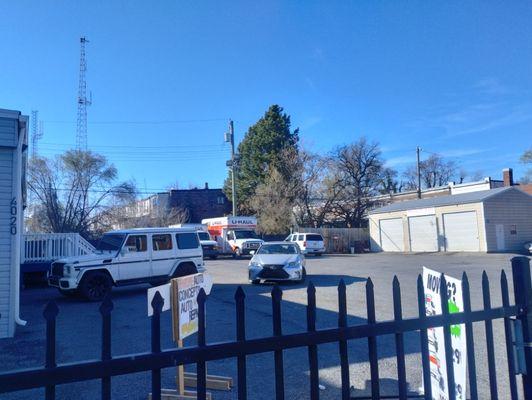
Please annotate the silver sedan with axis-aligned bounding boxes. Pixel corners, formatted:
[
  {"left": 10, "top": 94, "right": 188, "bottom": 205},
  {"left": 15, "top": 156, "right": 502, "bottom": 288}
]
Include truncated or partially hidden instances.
[{"left": 248, "top": 242, "right": 306, "bottom": 284}]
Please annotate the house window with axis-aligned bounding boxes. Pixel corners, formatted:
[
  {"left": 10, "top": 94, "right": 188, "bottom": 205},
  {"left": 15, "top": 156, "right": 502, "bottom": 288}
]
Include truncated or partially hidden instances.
[
  {"left": 510, "top": 225, "right": 517, "bottom": 235},
  {"left": 217, "top": 196, "right": 225, "bottom": 205}
]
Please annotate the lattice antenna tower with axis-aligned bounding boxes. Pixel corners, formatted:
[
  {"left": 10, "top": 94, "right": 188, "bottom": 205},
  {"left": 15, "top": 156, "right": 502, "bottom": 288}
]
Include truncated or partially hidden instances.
[
  {"left": 76, "top": 36, "right": 91, "bottom": 150},
  {"left": 31, "top": 110, "right": 44, "bottom": 158}
]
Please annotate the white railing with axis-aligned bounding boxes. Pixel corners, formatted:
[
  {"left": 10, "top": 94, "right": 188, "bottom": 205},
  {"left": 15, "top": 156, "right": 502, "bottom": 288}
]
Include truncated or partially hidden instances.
[{"left": 22, "top": 233, "right": 96, "bottom": 263}]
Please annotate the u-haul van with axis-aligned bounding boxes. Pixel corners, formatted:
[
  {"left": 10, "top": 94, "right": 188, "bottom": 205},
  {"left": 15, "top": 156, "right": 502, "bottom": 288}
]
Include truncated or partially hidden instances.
[{"left": 201, "top": 216, "right": 263, "bottom": 257}]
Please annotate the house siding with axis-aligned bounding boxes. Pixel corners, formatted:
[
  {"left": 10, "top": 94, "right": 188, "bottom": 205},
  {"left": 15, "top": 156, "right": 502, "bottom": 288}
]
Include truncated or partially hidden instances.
[
  {"left": 0, "top": 118, "right": 17, "bottom": 148},
  {"left": 0, "top": 147, "right": 14, "bottom": 337},
  {"left": 483, "top": 189, "right": 532, "bottom": 252}
]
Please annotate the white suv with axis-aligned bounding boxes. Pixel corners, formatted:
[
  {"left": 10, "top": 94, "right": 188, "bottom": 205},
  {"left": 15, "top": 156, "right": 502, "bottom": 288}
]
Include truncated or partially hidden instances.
[
  {"left": 285, "top": 232, "right": 326, "bottom": 256},
  {"left": 48, "top": 228, "right": 205, "bottom": 301}
]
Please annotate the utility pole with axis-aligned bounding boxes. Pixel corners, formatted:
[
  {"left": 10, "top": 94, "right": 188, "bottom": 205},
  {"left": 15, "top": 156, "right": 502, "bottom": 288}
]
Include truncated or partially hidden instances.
[
  {"left": 416, "top": 146, "right": 422, "bottom": 199},
  {"left": 225, "top": 119, "right": 237, "bottom": 216}
]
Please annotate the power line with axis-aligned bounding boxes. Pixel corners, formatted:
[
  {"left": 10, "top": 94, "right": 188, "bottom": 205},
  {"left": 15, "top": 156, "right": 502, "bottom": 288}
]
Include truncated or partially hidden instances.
[{"left": 43, "top": 118, "right": 227, "bottom": 125}]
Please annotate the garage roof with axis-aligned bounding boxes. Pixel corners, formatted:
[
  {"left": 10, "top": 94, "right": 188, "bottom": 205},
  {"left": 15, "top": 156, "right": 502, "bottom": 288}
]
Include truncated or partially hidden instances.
[{"left": 369, "top": 186, "right": 516, "bottom": 214}]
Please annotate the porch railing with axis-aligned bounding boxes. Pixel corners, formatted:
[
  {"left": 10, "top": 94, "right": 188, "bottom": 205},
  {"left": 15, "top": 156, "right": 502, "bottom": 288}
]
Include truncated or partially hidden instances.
[{"left": 21, "top": 233, "right": 96, "bottom": 263}]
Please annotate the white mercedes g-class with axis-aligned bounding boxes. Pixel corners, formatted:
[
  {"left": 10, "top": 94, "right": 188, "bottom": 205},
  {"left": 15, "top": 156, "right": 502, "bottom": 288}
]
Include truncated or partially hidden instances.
[{"left": 48, "top": 228, "right": 205, "bottom": 301}]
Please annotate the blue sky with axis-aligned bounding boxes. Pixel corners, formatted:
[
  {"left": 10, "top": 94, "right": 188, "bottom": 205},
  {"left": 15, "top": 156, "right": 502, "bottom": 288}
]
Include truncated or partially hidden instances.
[{"left": 1, "top": 1, "right": 531, "bottom": 193}]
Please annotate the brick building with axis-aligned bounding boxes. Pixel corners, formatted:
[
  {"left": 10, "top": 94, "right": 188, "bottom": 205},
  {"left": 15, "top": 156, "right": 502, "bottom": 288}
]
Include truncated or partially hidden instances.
[{"left": 168, "top": 183, "right": 232, "bottom": 222}]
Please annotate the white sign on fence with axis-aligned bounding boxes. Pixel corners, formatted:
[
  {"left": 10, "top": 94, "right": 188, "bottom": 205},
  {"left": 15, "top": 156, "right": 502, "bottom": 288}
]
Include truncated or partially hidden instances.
[
  {"left": 172, "top": 273, "right": 213, "bottom": 340},
  {"left": 422, "top": 267, "right": 467, "bottom": 400},
  {"left": 146, "top": 273, "right": 213, "bottom": 321},
  {"left": 147, "top": 282, "right": 172, "bottom": 317}
]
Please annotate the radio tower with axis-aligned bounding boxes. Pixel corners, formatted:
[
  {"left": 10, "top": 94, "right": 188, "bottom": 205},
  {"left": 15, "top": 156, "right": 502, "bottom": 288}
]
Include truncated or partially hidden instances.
[
  {"left": 31, "top": 110, "right": 43, "bottom": 158},
  {"left": 76, "top": 37, "right": 91, "bottom": 150}
]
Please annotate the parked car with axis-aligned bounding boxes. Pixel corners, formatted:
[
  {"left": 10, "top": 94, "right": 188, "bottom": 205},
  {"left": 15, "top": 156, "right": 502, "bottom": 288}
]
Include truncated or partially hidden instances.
[
  {"left": 47, "top": 228, "right": 205, "bottom": 301},
  {"left": 285, "top": 232, "right": 326, "bottom": 255},
  {"left": 524, "top": 241, "right": 532, "bottom": 254},
  {"left": 248, "top": 242, "right": 306, "bottom": 284}
]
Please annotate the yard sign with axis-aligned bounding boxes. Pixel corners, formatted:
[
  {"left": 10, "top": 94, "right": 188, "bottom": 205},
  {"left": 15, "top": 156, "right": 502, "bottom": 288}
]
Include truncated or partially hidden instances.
[
  {"left": 172, "top": 273, "right": 213, "bottom": 340},
  {"left": 422, "top": 267, "right": 467, "bottom": 400}
]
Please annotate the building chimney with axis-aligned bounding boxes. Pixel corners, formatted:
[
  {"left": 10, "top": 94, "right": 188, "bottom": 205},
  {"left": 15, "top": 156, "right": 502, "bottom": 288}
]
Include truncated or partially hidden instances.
[
  {"left": 503, "top": 168, "right": 514, "bottom": 186},
  {"left": 204, "top": 182, "right": 209, "bottom": 190}
]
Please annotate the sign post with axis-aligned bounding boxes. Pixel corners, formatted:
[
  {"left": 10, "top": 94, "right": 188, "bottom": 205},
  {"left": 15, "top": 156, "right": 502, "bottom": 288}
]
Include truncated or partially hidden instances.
[
  {"left": 147, "top": 273, "right": 232, "bottom": 399},
  {"left": 421, "top": 267, "right": 467, "bottom": 400}
]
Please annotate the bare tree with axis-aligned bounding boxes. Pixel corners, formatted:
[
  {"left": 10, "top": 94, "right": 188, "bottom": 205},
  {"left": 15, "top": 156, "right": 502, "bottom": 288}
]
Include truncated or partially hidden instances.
[
  {"left": 293, "top": 152, "right": 344, "bottom": 228},
  {"left": 520, "top": 148, "right": 532, "bottom": 183},
  {"left": 403, "top": 154, "right": 459, "bottom": 189},
  {"left": 378, "top": 167, "right": 402, "bottom": 194},
  {"left": 329, "top": 138, "right": 384, "bottom": 227},
  {"left": 27, "top": 150, "right": 136, "bottom": 236}
]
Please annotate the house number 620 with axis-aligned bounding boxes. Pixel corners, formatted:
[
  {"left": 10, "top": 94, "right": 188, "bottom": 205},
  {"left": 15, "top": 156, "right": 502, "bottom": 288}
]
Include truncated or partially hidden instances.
[{"left": 10, "top": 198, "right": 17, "bottom": 235}]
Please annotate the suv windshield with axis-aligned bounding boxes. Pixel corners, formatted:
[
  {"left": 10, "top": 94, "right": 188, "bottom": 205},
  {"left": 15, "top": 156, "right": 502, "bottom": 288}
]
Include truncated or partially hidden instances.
[
  {"left": 95, "top": 234, "right": 126, "bottom": 252},
  {"left": 234, "top": 230, "right": 259, "bottom": 239},
  {"left": 197, "top": 232, "right": 211, "bottom": 241},
  {"left": 258, "top": 244, "right": 298, "bottom": 255}
]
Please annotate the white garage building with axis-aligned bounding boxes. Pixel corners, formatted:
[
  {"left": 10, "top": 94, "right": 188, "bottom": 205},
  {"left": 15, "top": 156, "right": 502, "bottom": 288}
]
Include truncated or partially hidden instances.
[
  {"left": 369, "top": 186, "right": 532, "bottom": 253},
  {"left": 0, "top": 109, "right": 28, "bottom": 338}
]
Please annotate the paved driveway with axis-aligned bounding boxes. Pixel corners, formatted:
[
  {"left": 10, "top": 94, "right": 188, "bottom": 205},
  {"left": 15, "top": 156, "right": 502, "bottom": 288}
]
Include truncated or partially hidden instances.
[{"left": 0, "top": 252, "right": 527, "bottom": 399}]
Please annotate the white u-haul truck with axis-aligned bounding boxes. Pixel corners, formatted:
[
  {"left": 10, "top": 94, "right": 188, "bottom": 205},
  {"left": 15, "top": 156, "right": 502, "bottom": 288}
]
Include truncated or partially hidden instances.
[{"left": 201, "top": 216, "right": 263, "bottom": 257}]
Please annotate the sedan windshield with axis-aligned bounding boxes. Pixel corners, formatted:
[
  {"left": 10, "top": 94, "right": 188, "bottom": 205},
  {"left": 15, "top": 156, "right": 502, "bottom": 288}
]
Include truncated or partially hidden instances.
[
  {"left": 234, "top": 230, "right": 259, "bottom": 239},
  {"left": 95, "top": 234, "right": 126, "bottom": 252},
  {"left": 258, "top": 244, "right": 298, "bottom": 255}
]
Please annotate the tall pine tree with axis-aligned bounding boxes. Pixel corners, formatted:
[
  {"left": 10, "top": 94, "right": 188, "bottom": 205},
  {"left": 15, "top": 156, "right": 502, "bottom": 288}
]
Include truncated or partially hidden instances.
[{"left": 224, "top": 105, "right": 299, "bottom": 214}]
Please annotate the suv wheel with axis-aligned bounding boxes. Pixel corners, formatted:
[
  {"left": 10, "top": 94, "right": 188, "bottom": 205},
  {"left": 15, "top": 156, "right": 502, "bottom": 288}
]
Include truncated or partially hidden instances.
[
  {"left": 172, "top": 263, "right": 198, "bottom": 278},
  {"left": 235, "top": 247, "right": 242, "bottom": 258},
  {"left": 79, "top": 271, "right": 112, "bottom": 301}
]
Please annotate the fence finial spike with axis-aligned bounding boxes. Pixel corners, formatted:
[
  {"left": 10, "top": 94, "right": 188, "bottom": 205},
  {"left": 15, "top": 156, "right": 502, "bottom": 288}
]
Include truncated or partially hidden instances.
[
  {"left": 99, "top": 295, "right": 114, "bottom": 315},
  {"left": 366, "top": 277, "right": 373, "bottom": 289},
  {"left": 198, "top": 288, "right": 207, "bottom": 304},
  {"left": 151, "top": 290, "right": 164, "bottom": 314},
  {"left": 338, "top": 278, "right": 346, "bottom": 290},
  {"left": 307, "top": 281, "right": 316, "bottom": 294},
  {"left": 271, "top": 284, "right": 283, "bottom": 301},
  {"left": 43, "top": 301, "right": 59, "bottom": 320},
  {"left": 439, "top": 273, "right": 448, "bottom": 300},
  {"left": 392, "top": 275, "right": 400, "bottom": 286},
  {"left": 500, "top": 269, "right": 507, "bottom": 283},
  {"left": 235, "top": 285, "right": 246, "bottom": 301}
]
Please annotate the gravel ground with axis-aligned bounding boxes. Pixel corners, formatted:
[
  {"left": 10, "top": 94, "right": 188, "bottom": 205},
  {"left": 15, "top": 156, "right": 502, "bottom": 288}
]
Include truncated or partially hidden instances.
[{"left": 0, "top": 252, "right": 528, "bottom": 399}]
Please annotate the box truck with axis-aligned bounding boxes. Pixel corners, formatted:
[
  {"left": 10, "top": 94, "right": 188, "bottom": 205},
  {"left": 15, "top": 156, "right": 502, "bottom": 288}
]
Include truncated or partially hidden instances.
[{"left": 201, "top": 216, "right": 263, "bottom": 257}]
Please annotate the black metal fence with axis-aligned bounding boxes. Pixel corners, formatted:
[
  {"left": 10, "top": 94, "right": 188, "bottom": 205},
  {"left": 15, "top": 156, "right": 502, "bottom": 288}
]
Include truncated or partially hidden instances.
[{"left": 1, "top": 256, "right": 531, "bottom": 400}]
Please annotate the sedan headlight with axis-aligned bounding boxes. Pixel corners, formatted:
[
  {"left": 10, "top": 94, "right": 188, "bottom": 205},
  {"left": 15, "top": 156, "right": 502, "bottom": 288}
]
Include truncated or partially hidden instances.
[
  {"left": 63, "top": 265, "right": 72, "bottom": 275},
  {"left": 249, "top": 261, "right": 262, "bottom": 268},
  {"left": 286, "top": 260, "right": 302, "bottom": 268}
]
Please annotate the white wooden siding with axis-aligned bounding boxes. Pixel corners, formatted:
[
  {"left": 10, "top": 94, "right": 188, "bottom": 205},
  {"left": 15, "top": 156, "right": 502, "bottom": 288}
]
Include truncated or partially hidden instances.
[
  {"left": 0, "top": 118, "right": 16, "bottom": 147},
  {"left": 483, "top": 189, "right": 532, "bottom": 251},
  {"left": 0, "top": 149, "right": 13, "bottom": 337}
]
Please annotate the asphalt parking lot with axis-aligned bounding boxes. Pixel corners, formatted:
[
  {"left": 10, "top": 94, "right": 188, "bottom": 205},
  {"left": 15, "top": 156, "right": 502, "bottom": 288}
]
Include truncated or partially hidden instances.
[{"left": 0, "top": 252, "right": 527, "bottom": 399}]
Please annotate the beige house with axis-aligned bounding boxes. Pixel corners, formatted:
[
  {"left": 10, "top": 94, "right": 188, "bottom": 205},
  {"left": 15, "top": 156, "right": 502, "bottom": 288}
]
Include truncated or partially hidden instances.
[{"left": 369, "top": 187, "right": 532, "bottom": 253}]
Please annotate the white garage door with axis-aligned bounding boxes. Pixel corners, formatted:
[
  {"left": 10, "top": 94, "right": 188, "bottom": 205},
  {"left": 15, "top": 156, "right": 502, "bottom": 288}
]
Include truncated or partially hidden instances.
[
  {"left": 408, "top": 215, "right": 438, "bottom": 252},
  {"left": 443, "top": 211, "right": 480, "bottom": 252},
  {"left": 379, "top": 218, "right": 404, "bottom": 252}
]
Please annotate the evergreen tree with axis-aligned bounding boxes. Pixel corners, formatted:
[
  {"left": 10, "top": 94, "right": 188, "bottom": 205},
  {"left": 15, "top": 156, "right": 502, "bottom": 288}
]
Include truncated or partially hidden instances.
[{"left": 224, "top": 105, "right": 299, "bottom": 214}]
